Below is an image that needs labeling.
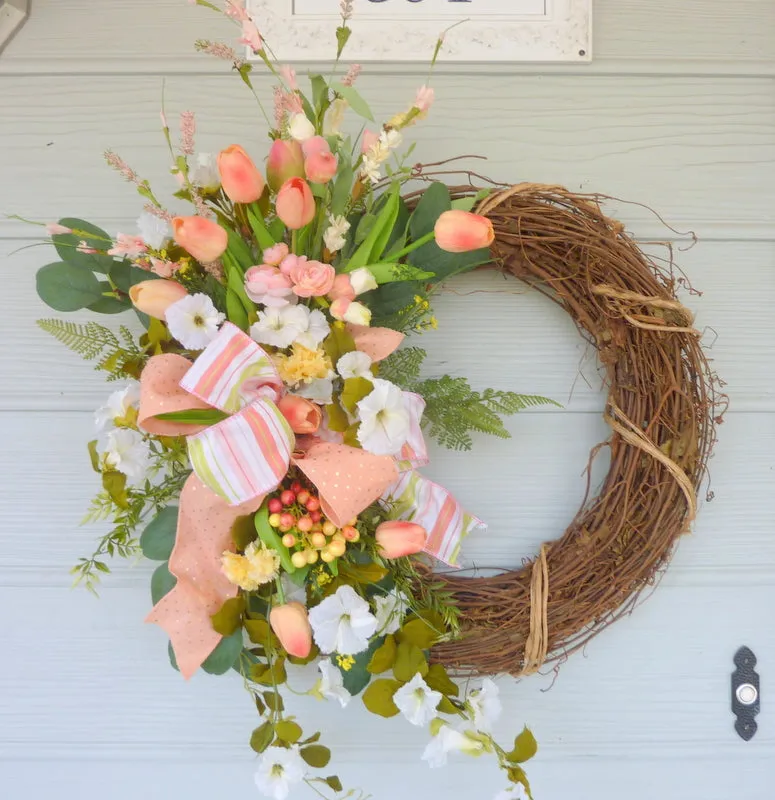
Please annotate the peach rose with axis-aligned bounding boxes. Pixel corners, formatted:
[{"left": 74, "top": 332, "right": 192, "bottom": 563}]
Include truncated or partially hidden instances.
[{"left": 289, "top": 258, "right": 335, "bottom": 298}]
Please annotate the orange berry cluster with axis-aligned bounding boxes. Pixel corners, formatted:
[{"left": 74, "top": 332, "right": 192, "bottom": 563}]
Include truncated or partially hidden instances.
[{"left": 267, "top": 481, "right": 360, "bottom": 568}]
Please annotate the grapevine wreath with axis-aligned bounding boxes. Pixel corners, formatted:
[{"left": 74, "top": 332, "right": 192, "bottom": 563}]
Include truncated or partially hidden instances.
[{"left": 20, "top": 3, "right": 721, "bottom": 799}]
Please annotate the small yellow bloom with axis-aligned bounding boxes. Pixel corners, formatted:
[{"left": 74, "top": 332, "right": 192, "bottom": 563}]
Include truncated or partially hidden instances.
[
  {"left": 275, "top": 344, "right": 333, "bottom": 387},
  {"left": 221, "top": 541, "right": 280, "bottom": 591},
  {"left": 336, "top": 654, "right": 356, "bottom": 671},
  {"left": 314, "top": 567, "right": 332, "bottom": 588}
]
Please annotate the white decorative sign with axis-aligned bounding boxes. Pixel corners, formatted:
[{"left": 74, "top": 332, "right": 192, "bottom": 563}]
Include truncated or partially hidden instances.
[{"left": 248, "top": 0, "right": 591, "bottom": 63}]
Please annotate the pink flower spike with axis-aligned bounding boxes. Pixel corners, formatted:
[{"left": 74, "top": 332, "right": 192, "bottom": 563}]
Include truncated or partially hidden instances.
[
  {"left": 238, "top": 19, "right": 263, "bottom": 52},
  {"left": 280, "top": 65, "right": 298, "bottom": 91},
  {"left": 224, "top": 0, "right": 249, "bottom": 21},
  {"left": 108, "top": 233, "right": 148, "bottom": 259},
  {"left": 180, "top": 111, "right": 196, "bottom": 156},
  {"left": 149, "top": 257, "right": 180, "bottom": 278},
  {"left": 45, "top": 223, "right": 72, "bottom": 236},
  {"left": 342, "top": 63, "right": 361, "bottom": 87},
  {"left": 414, "top": 85, "right": 435, "bottom": 114},
  {"left": 361, "top": 129, "right": 380, "bottom": 155},
  {"left": 76, "top": 241, "right": 99, "bottom": 255}
]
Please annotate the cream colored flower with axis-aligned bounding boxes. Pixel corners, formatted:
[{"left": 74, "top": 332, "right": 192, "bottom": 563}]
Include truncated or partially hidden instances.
[
  {"left": 221, "top": 541, "right": 280, "bottom": 591},
  {"left": 275, "top": 344, "right": 333, "bottom": 387}
]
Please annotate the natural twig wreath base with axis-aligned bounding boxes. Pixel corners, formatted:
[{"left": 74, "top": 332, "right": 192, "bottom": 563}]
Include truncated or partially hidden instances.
[{"left": 423, "top": 184, "right": 722, "bottom": 677}]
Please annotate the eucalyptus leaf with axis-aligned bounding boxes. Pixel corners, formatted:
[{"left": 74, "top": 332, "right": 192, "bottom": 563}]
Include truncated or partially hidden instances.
[
  {"left": 87, "top": 282, "right": 130, "bottom": 314},
  {"left": 336, "top": 636, "right": 384, "bottom": 696},
  {"left": 52, "top": 218, "right": 115, "bottom": 273},
  {"left": 36, "top": 262, "right": 104, "bottom": 312},
  {"left": 330, "top": 82, "right": 374, "bottom": 121},
  {"left": 140, "top": 506, "right": 179, "bottom": 561},
  {"left": 109, "top": 260, "right": 160, "bottom": 292},
  {"left": 201, "top": 629, "right": 243, "bottom": 675},
  {"left": 151, "top": 561, "right": 177, "bottom": 605}
]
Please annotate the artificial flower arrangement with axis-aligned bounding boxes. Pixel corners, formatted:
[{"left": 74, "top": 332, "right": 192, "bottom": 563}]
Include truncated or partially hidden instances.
[{"left": 21, "top": 2, "right": 556, "bottom": 798}]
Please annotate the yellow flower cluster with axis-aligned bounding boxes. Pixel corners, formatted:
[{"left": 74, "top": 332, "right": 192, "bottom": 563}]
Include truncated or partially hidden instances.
[
  {"left": 275, "top": 344, "right": 333, "bottom": 387},
  {"left": 336, "top": 654, "right": 356, "bottom": 672},
  {"left": 221, "top": 541, "right": 280, "bottom": 591}
]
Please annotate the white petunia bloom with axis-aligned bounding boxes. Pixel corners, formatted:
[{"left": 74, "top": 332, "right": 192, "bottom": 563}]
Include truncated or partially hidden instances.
[
  {"left": 314, "top": 659, "right": 351, "bottom": 708},
  {"left": 250, "top": 305, "right": 308, "bottom": 350},
  {"left": 356, "top": 378, "right": 411, "bottom": 456},
  {"left": 288, "top": 112, "right": 315, "bottom": 142},
  {"left": 468, "top": 678, "right": 502, "bottom": 732},
  {"left": 136, "top": 211, "right": 171, "bottom": 251},
  {"left": 308, "top": 584, "right": 378, "bottom": 656},
  {"left": 165, "top": 293, "right": 225, "bottom": 350},
  {"left": 393, "top": 673, "right": 442, "bottom": 727},
  {"left": 373, "top": 589, "right": 409, "bottom": 636},
  {"left": 100, "top": 428, "right": 151, "bottom": 485},
  {"left": 337, "top": 350, "right": 373, "bottom": 381},
  {"left": 190, "top": 152, "right": 220, "bottom": 191},
  {"left": 254, "top": 745, "right": 305, "bottom": 800},
  {"left": 422, "top": 723, "right": 485, "bottom": 768},
  {"left": 296, "top": 377, "right": 335, "bottom": 406},
  {"left": 323, "top": 214, "right": 351, "bottom": 253},
  {"left": 493, "top": 785, "right": 529, "bottom": 800},
  {"left": 95, "top": 381, "right": 141, "bottom": 432},
  {"left": 295, "top": 308, "right": 330, "bottom": 351}
]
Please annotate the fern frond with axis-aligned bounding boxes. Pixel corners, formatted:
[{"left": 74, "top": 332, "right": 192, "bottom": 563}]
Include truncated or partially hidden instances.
[{"left": 377, "top": 346, "right": 427, "bottom": 388}]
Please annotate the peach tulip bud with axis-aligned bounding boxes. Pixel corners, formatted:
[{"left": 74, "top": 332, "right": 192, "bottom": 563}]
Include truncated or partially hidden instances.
[
  {"left": 434, "top": 209, "right": 495, "bottom": 254},
  {"left": 217, "top": 144, "right": 265, "bottom": 204},
  {"left": 172, "top": 216, "right": 228, "bottom": 263},
  {"left": 269, "top": 602, "right": 313, "bottom": 658},
  {"left": 302, "top": 136, "right": 331, "bottom": 159},
  {"left": 266, "top": 139, "right": 305, "bottom": 191},
  {"left": 304, "top": 150, "right": 338, "bottom": 184},
  {"left": 375, "top": 520, "right": 427, "bottom": 559},
  {"left": 328, "top": 274, "right": 356, "bottom": 303},
  {"left": 275, "top": 177, "right": 316, "bottom": 230},
  {"left": 277, "top": 394, "right": 322, "bottom": 434},
  {"left": 129, "top": 279, "right": 188, "bottom": 320},
  {"left": 330, "top": 298, "right": 372, "bottom": 326}
]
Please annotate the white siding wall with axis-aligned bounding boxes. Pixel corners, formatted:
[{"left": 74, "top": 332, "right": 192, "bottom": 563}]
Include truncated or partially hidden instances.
[{"left": 1, "top": 2, "right": 773, "bottom": 798}]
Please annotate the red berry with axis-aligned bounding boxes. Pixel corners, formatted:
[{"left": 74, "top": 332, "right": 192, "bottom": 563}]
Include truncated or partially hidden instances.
[
  {"left": 309, "top": 510, "right": 322, "bottom": 523},
  {"left": 306, "top": 497, "right": 321, "bottom": 512},
  {"left": 342, "top": 525, "right": 360, "bottom": 542},
  {"left": 268, "top": 498, "right": 283, "bottom": 514},
  {"left": 280, "top": 489, "right": 296, "bottom": 507},
  {"left": 296, "top": 490, "right": 311, "bottom": 505},
  {"left": 290, "top": 481, "right": 303, "bottom": 494},
  {"left": 279, "top": 512, "right": 295, "bottom": 529},
  {"left": 297, "top": 515, "right": 313, "bottom": 533}
]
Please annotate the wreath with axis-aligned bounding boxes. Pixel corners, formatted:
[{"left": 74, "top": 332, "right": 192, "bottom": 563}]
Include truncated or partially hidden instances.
[{"left": 20, "top": 4, "right": 720, "bottom": 800}]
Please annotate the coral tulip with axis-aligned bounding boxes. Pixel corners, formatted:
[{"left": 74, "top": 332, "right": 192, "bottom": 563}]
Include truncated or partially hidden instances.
[
  {"left": 217, "top": 144, "right": 265, "bottom": 204},
  {"left": 266, "top": 139, "right": 305, "bottom": 191},
  {"left": 269, "top": 602, "right": 313, "bottom": 658},
  {"left": 275, "top": 177, "right": 316, "bottom": 230},
  {"left": 129, "top": 279, "right": 188, "bottom": 320},
  {"left": 375, "top": 520, "right": 427, "bottom": 559},
  {"left": 172, "top": 216, "right": 228, "bottom": 263},
  {"left": 277, "top": 394, "right": 322, "bottom": 434},
  {"left": 304, "top": 150, "right": 338, "bottom": 184},
  {"left": 434, "top": 210, "right": 495, "bottom": 253},
  {"left": 301, "top": 136, "right": 331, "bottom": 159}
]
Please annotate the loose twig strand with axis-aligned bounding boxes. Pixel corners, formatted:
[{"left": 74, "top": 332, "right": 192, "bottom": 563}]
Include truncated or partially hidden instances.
[{"left": 422, "top": 182, "right": 723, "bottom": 677}]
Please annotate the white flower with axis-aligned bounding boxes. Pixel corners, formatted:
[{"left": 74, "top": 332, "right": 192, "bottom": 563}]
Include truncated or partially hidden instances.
[
  {"left": 468, "top": 679, "right": 502, "bottom": 732},
  {"left": 373, "top": 589, "right": 409, "bottom": 635},
  {"left": 356, "top": 378, "right": 411, "bottom": 456},
  {"left": 254, "top": 745, "right": 305, "bottom": 800},
  {"left": 288, "top": 112, "right": 315, "bottom": 142},
  {"left": 349, "top": 267, "right": 378, "bottom": 296},
  {"left": 136, "top": 211, "right": 171, "bottom": 250},
  {"left": 422, "top": 723, "right": 485, "bottom": 768},
  {"left": 296, "top": 377, "right": 334, "bottom": 406},
  {"left": 323, "top": 97, "right": 348, "bottom": 136},
  {"left": 393, "top": 673, "right": 442, "bottom": 727},
  {"left": 314, "top": 659, "right": 351, "bottom": 708},
  {"left": 323, "top": 214, "right": 351, "bottom": 253},
  {"left": 333, "top": 300, "right": 371, "bottom": 327},
  {"left": 337, "top": 350, "right": 373, "bottom": 381},
  {"left": 94, "top": 381, "right": 141, "bottom": 432},
  {"left": 99, "top": 428, "right": 151, "bottom": 485},
  {"left": 493, "top": 786, "right": 529, "bottom": 800},
  {"left": 308, "top": 584, "right": 378, "bottom": 655},
  {"left": 165, "top": 293, "right": 225, "bottom": 350},
  {"left": 296, "top": 308, "right": 330, "bottom": 350},
  {"left": 360, "top": 157, "right": 382, "bottom": 185},
  {"left": 380, "top": 129, "right": 403, "bottom": 151},
  {"left": 190, "top": 152, "right": 220, "bottom": 191}
]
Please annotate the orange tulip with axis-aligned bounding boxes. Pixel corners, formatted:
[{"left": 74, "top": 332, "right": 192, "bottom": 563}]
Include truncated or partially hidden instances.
[
  {"left": 375, "top": 520, "right": 427, "bottom": 559},
  {"left": 434, "top": 209, "right": 494, "bottom": 253},
  {"left": 217, "top": 144, "right": 265, "bottom": 204},
  {"left": 275, "top": 177, "right": 316, "bottom": 230},
  {"left": 266, "top": 139, "right": 305, "bottom": 191},
  {"left": 304, "top": 150, "right": 338, "bottom": 184},
  {"left": 172, "top": 216, "right": 228, "bottom": 263},
  {"left": 129, "top": 279, "right": 188, "bottom": 320},
  {"left": 277, "top": 394, "right": 322, "bottom": 434},
  {"left": 269, "top": 602, "right": 313, "bottom": 659}
]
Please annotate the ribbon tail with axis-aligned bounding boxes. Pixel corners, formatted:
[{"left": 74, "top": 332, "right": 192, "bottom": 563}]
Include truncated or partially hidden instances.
[
  {"left": 145, "top": 474, "right": 264, "bottom": 679},
  {"left": 382, "top": 471, "right": 486, "bottom": 567}
]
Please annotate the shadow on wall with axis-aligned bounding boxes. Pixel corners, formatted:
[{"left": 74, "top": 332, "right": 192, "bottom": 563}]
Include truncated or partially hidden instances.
[{"left": 0, "top": 0, "right": 29, "bottom": 56}]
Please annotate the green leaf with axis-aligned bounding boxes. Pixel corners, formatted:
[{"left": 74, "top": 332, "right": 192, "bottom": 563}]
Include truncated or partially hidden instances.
[
  {"left": 201, "top": 629, "right": 243, "bottom": 675},
  {"left": 424, "top": 664, "right": 459, "bottom": 697},
  {"left": 247, "top": 207, "right": 276, "bottom": 250},
  {"left": 250, "top": 721, "right": 274, "bottom": 754},
  {"left": 365, "top": 262, "right": 435, "bottom": 284},
  {"left": 335, "top": 24, "right": 352, "bottom": 57},
  {"left": 101, "top": 470, "right": 128, "bottom": 509},
  {"left": 36, "top": 262, "right": 104, "bottom": 312},
  {"left": 154, "top": 409, "right": 230, "bottom": 425},
  {"left": 167, "top": 640, "right": 180, "bottom": 672},
  {"left": 300, "top": 745, "right": 331, "bottom": 769},
  {"left": 346, "top": 185, "right": 400, "bottom": 271},
  {"left": 87, "top": 440, "right": 100, "bottom": 472},
  {"left": 151, "top": 562, "right": 177, "bottom": 605},
  {"left": 140, "top": 506, "right": 179, "bottom": 561},
  {"left": 231, "top": 513, "right": 258, "bottom": 550},
  {"left": 338, "top": 561, "right": 388, "bottom": 585},
  {"left": 52, "top": 218, "right": 115, "bottom": 273},
  {"left": 393, "top": 642, "right": 428, "bottom": 682},
  {"left": 331, "top": 82, "right": 374, "bottom": 121},
  {"left": 310, "top": 74, "right": 329, "bottom": 116},
  {"left": 506, "top": 727, "right": 539, "bottom": 764},
  {"left": 263, "top": 690, "right": 285, "bottom": 712},
  {"left": 109, "top": 260, "right": 160, "bottom": 293},
  {"left": 226, "top": 287, "right": 250, "bottom": 330},
  {"left": 255, "top": 505, "right": 296, "bottom": 573},
  {"left": 275, "top": 720, "right": 303, "bottom": 744},
  {"left": 396, "top": 617, "right": 439, "bottom": 650},
  {"left": 330, "top": 160, "right": 354, "bottom": 218},
  {"left": 336, "top": 636, "right": 384, "bottom": 696},
  {"left": 322, "top": 321, "right": 356, "bottom": 365},
  {"left": 325, "top": 776, "right": 343, "bottom": 793},
  {"left": 437, "top": 696, "right": 458, "bottom": 714},
  {"left": 362, "top": 678, "right": 402, "bottom": 718},
  {"left": 367, "top": 634, "right": 397, "bottom": 675},
  {"left": 88, "top": 284, "right": 130, "bottom": 314},
  {"left": 324, "top": 401, "right": 349, "bottom": 432},
  {"left": 210, "top": 596, "right": 246, "bottom": 636},
  {"left": 409, "top": 182, "right": 451, "bottom": 239},
  {"left": 225, "top": 229, "right": 254, "bottom": 270},
  {"left": 244, "top": 618, "right": 279, "bottom": 649},
  {"left": 340, "top": 376, "right": 373, "bottom": 415}
]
